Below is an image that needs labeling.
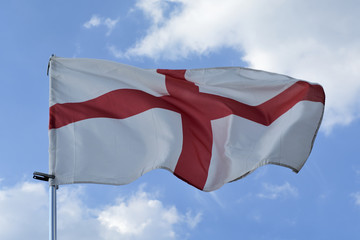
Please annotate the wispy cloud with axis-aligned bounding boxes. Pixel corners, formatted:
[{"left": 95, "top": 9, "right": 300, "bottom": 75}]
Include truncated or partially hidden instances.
[
  {"left": 351, "top": 192, "right": 360, "bottom": 206},
  {"left": 0, "top": 182, "right": 201, "bottom": 240},
  {"left": 83, "top": 15, "right": 102, "bottom": 28},
  {"left": 184, "top": 210, "right": 202, "bottom": 229},
  {"left": 135, "top": 0, "right": 168, "bottom": 26},
  {"left": 83, "top": 14, "right": 119, "bottom": 36},
  {"left": 209, "top": 192, "right": 225, "bottom": 208},
  {"left": 257, "top": 182, "right": 298, "bottom": 200},
  {"left": 107, "top": 45, "right": 124, "bottom": 58},
  {"left": 115, "top": 0, "right": 360, "bottom": 132}
]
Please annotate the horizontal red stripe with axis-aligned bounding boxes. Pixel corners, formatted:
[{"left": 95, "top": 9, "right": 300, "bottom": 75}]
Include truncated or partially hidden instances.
[
  {"left": 49, "top": 89, "right": 179, "bottom": 129},
  {"left": 50, "top": 81, "right": 324, "bottom": 129}
]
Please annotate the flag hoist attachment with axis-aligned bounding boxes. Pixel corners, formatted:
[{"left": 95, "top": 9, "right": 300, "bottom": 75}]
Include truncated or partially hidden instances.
[
  {"left": 33, "top": 172, "right": 57, "bottom": 240},
  {"left": 33, "top": 172, "right": 55, "bottom": 181}
]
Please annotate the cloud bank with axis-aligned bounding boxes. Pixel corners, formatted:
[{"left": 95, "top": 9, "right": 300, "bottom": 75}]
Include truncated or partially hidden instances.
[
  {"left": 114, "top": 0, "right": 360, "bottom": 132},
  {"left": 0, "top": 182, "right": 201, "bottom": 240}
]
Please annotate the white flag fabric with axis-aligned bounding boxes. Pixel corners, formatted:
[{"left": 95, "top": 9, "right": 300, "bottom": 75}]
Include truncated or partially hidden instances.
[{"left": 49, "top": 57, "right": 325, "bottom": 191}]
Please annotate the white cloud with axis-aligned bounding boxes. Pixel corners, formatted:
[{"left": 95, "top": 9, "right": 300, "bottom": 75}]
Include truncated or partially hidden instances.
[
  {"left": 184, "top": 210, "right": 202, "bottom": 229},
  {"left": 117, "top": 0, "right": 360, "bottom": 132},
  {"left": 97, "top": 189, "right": 200, "bottom": 240},
  {"left": 135, "top": 0, "right": 169, "bottom": 26},
  {"left": 83, "top": 15, "right": 102, "bottom": 28},
  {"left": 108, "top": 45, "right": 123, "bottom": 58},
  {"left": 104, "top": 18, "right": 119, "bottom": 34},
  {"left": 257, "top": 182, "right": 298, "bottom": 200},
  {"left": 351, "top": 192, "right": 360, "bottom": 206},
  {"left": 0, "top": 182, "right": 201, "bottom": 240},
  {"left": 0, "top": 182, "right": 48, "bottom": 239},
  {"left": 83, "top": 14, "right": 119, "bottom": 36}
]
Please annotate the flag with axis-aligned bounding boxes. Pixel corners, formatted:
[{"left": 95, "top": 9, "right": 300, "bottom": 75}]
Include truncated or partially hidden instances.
[{"left": 48, "top": 57, "right": 325, "bottom": 191}]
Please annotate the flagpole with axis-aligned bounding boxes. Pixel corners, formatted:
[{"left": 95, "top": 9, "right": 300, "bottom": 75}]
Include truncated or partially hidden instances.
[
  {"left": 47, "top": 55, "right": 57, "bottom": 240},
  {"left": 49, "top": 184, "right": 57, "bottom": 240},
  {"left": 33, "top": 172, "right": 57, "bottom": 240}
]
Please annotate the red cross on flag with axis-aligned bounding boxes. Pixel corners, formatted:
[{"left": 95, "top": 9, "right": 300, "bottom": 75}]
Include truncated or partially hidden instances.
[{"left": 48, "top": 57, "right": 325, "bottom": 191}]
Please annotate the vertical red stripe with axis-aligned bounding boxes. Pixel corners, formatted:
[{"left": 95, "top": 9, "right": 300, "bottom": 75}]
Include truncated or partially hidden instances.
[{"left": 158, "top": 69, "right": 213, "bottom": 190}]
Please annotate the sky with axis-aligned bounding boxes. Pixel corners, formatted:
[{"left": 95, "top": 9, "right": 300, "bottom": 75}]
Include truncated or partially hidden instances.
[{"left": 0, "top": 0, "right": 360, "bottom": 239}]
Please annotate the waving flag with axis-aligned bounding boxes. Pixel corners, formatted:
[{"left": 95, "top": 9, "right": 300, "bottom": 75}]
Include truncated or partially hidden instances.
[{"left": 48, "top": 57, "right": 325, "bottom": 191}]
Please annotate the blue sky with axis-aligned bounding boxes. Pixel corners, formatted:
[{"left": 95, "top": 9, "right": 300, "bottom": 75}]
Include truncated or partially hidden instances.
[{"left": 1, "top": 0, "right": 360, "bottom": 239}]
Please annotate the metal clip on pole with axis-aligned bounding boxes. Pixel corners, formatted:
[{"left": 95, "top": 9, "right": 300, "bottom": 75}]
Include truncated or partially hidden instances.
[{"left": 33, "top": 172, "right": 55, "bottom": 181}]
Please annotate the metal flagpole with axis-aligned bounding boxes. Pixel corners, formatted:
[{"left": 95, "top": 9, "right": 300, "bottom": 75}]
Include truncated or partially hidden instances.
[
  {"left": 33, "top": 172, "right": 57, "bottom": 240},
  {"left": 49, "top": 184, "right": 57, "bottom": 240}
]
